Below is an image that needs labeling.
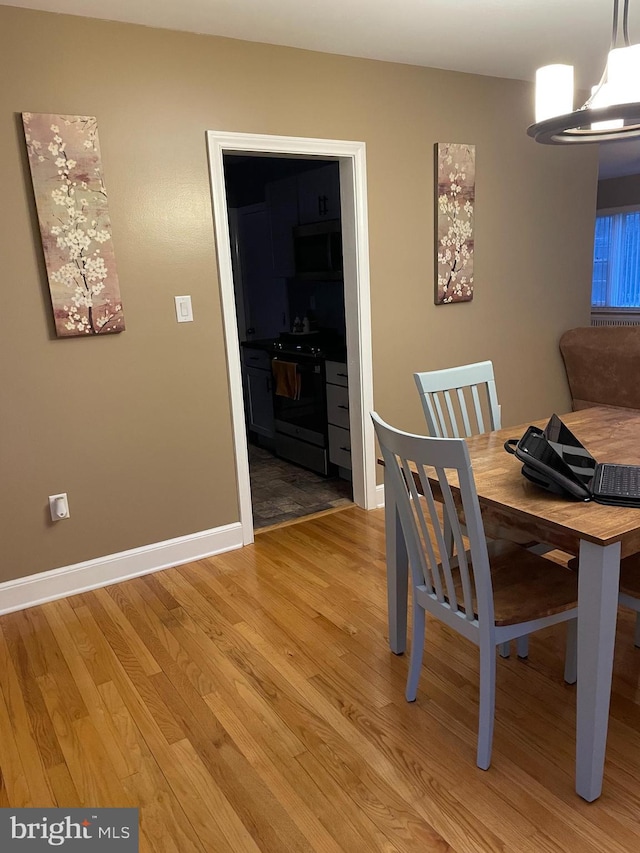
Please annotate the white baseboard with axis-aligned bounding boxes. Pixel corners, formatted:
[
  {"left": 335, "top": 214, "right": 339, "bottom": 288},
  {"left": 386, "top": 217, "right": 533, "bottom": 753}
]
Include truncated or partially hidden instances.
[
  {"left": 0, "top": 522, "right": 244, "bottom": 616},
  {"left": 375, "top": 483, "right": 385, "bottom": 508}
]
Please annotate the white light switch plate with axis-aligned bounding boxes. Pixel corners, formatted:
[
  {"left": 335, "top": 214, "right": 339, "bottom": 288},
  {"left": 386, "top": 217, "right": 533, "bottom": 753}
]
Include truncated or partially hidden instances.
[{"left": 175, "top": 295, "right": 193, "bottom": 323}]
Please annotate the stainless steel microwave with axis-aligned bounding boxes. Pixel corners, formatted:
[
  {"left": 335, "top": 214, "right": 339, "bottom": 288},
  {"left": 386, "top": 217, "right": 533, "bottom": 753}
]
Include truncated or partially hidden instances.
[{"left": 293, "top": 220, "right": 343, "bottom": 280}]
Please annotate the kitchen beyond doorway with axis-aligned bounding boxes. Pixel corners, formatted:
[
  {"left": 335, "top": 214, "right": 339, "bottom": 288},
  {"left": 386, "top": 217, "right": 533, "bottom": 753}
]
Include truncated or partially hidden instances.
[{"left": 226, "top": 153, "right": 354, "bottom": 529}]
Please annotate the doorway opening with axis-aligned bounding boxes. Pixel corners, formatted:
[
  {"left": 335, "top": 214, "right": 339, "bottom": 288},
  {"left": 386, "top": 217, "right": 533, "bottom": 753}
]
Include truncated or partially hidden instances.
[
  {"left": 207, "top": 132, "right": 376, "bottom": 545},
  {"left": 225, "top": 155, "right": 353, "bottom": 529}
]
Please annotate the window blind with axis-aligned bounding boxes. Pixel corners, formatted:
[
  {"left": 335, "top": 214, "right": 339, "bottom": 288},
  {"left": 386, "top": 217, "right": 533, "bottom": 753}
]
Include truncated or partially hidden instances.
[{"left": 592, "top": 210, "right": 640, "bottom": 308}]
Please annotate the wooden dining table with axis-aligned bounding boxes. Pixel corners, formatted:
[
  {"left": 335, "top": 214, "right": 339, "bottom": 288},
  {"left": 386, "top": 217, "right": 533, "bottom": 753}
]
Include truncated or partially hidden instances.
[{"left": 383, "top": 405, "right": 640, "bottom": 802}]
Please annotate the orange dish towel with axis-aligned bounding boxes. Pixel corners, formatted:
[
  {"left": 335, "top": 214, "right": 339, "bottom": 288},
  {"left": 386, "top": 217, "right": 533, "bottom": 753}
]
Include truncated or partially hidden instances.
[{"left": 272, "top": 360, "right": 301, "bottom": 400}]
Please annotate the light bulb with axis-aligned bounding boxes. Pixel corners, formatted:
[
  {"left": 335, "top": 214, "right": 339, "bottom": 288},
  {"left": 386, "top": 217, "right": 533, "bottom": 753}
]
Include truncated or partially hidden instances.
[
  {"left": 591, "top": 83, "right": 624, "bottom": 130},
  {"left": 607, "top": 44, "right": 640, "bottom": 105},
  {"left": 535, "top": 65, "right": 574, "bottom": 122}
]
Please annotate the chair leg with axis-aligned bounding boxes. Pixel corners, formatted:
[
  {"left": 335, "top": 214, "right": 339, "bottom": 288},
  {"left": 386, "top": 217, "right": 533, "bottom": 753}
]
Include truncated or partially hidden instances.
[
  {"left": 405, "top": 602, "right": 425, "bottom": 702},
  {"left": 635, "top": 612, "right": 640, "bottom": 648},
  {"left": 564, "top": 619, "right": 578, "bottom": 685},
  {"left": 498, "top": 641, "right": 510, "bottom": 658},
  {"left": 477, "top": 640, "right": 496, "bottom": 770},
  {"left": 516, "top": 635, "right": 529, "bottom": 658}
]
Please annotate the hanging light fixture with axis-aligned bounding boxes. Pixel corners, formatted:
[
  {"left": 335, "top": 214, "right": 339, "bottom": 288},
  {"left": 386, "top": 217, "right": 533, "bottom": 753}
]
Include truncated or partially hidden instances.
[{"left": 527, "top": 0, "right": 640, "bottom": 144}]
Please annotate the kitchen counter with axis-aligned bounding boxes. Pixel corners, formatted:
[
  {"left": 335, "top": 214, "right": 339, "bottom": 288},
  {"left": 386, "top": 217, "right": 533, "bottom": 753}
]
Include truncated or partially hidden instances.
[
  {"left": 240, "top": 339, "right": 275, "bottom": 352},
  {"left": 241, "top": 337, "right": 347, "bottom": 362}
]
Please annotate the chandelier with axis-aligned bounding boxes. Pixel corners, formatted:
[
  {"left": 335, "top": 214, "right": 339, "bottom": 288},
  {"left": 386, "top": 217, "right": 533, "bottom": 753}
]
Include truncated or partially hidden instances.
[{"left": 527, "top": 0, "right": 640, "bottom": 144}]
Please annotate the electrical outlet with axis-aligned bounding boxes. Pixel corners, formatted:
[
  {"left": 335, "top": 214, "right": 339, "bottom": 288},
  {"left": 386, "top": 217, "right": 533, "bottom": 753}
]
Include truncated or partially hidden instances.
[{"left": 49, "top": 493, "right": 70, "bottom": 521}]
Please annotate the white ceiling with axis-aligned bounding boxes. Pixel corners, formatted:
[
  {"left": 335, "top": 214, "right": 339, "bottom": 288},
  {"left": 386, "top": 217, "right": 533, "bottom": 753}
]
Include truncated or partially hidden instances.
[{"left": 5, "top": 0, "right": 640, "bottom": 178}]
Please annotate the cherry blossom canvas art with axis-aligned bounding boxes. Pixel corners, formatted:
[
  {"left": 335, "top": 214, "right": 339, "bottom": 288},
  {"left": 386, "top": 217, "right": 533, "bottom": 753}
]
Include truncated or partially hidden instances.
[
  {"left": 22, "top": 113, "right": 125, "bottom": 336},
  {"left": 435, "top": 142, "right": 475, "bottom": 305}
]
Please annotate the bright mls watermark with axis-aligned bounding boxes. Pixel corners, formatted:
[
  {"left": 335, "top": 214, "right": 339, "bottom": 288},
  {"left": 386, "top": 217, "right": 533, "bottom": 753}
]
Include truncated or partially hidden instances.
[{"left": 0, "top": 809, "right": 138, "bottom": 850}]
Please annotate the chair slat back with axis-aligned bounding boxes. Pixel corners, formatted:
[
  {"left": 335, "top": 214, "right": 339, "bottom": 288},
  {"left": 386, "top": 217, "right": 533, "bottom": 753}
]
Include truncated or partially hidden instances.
[
  {"left": 414, "top": 361, "right": 501, "bottom": 439},
  {"left": 372, "top": 412, "right": 495, "bottom": 627}
]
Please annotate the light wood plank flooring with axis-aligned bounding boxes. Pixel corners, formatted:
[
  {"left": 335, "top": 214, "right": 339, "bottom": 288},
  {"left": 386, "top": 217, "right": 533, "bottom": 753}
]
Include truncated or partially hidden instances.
[{"left": 2, "top": 506, "right": 640, "bottom": 851}]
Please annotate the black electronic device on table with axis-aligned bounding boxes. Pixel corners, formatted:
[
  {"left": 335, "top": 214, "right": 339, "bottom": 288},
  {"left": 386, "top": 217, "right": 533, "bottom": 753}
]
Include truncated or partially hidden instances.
[{"left": 505, "top": 413, "right": 640, "bottom": 506}]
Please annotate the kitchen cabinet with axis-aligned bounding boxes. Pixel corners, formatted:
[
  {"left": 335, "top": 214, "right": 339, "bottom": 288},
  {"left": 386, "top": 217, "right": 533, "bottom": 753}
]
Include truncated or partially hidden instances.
[
  {"left": 265, "top": 175, "right": 298, "bottom": 277},
  {"left": 242, "top": 347, "right": 274, "bottom": 440},
  {"left": 326, "top": 360, "right": 351, "bottom": 475},
  {"left": 234, "top": 203, "right": 288, "bottom": 339},
  {"left": 265, "top": 165, "right": 341, "bottom": 270},
  {"left": 297, "top": 164, "right": 341, "bottom": 224}
]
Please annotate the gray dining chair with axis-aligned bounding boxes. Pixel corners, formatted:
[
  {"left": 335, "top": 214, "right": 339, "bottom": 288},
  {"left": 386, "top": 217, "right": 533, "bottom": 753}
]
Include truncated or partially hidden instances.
[
  {"left": 372, "top": 412, "right": 578, "bottom": 769},
  {"left": 619, "top": 565, "right": 640, "bottom": 646},
  {"left": 414, "top": 360, "right": 537, "bottom": 658},
  {"left": 568, "top": 553, "right": 640, "bottom": 647},
  {"left": 414, "top": 360, "right": 501, "bottom": 439}
]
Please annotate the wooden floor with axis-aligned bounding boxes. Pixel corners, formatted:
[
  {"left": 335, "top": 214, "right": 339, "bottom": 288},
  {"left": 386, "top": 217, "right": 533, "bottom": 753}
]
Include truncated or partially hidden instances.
[{"left": 2, "top": 507, "right": 640, "bottom": 852}]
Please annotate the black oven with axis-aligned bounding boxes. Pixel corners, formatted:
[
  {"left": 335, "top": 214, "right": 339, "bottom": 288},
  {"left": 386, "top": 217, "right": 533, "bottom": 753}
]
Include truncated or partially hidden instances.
[{"left": 272, "top": 351, "right": 330, "bottom": 475}]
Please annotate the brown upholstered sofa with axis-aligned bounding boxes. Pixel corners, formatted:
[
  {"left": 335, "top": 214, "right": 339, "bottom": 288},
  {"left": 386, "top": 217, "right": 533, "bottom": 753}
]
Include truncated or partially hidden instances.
[{"left": 559, "top": 326, "right": 640, "bottom": 411}]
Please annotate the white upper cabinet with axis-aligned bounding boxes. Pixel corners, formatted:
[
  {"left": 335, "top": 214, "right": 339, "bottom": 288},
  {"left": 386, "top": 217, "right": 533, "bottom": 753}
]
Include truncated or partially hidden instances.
[
  {"left": 265, "top": 175, "right": 298, "bottom": 277},
  {"left": 297, "top": 165, "right": 341, "bottom": 224},
  {"left": 265, "top": 163, "right": 341, "bottom": 277}
]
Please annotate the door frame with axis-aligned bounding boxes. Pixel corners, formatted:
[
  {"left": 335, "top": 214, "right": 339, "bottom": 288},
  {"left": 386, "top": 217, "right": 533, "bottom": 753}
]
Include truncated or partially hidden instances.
[{"left": 206, "top": 131, "right": 376, "bottom": 545}]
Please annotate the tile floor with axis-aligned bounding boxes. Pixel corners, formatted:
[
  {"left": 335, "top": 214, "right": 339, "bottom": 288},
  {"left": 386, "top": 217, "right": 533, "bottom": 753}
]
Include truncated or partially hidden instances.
[{"left": 249, "top": 443, "right": 353, "bottom": 529}]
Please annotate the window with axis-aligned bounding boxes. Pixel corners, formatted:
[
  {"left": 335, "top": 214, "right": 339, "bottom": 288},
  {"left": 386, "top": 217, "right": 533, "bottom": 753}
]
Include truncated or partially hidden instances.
[{"left": 592, "top": 208, "right": 640, "bottom": 309}]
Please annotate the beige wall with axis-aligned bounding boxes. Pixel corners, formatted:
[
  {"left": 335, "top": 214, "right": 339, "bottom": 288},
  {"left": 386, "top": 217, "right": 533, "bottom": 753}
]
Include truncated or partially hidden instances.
[{"left": 0, "top": 5, "right": 597, "bottom": 582}]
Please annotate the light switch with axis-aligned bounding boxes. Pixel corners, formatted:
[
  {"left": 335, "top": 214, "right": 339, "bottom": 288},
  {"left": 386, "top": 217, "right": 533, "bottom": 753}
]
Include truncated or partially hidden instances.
[{"left": 175, "top": 295, "right": 193, "bottom": 323}]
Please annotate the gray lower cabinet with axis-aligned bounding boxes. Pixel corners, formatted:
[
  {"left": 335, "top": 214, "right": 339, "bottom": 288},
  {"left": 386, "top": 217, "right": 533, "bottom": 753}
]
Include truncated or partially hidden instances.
[
  {"left": 243, "top": 347, "right": 274, "bottom": 439},
  {"left": 325, "top": 361, "right": 351, "bottom": 475}
]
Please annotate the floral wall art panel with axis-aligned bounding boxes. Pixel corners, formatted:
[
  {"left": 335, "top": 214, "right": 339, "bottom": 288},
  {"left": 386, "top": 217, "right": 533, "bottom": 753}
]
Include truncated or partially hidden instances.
[
  {"left": 435, "top": 142, "right": 475, "bottom": 305},
  {"left": 22, "top": 113, "right": 125, "bottom": 336}
]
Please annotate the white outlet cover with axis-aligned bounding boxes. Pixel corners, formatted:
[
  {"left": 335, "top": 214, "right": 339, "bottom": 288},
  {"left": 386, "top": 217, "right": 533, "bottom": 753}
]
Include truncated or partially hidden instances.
[{"left": 49, "top": 493, "right": 70, "bottom": 521}]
